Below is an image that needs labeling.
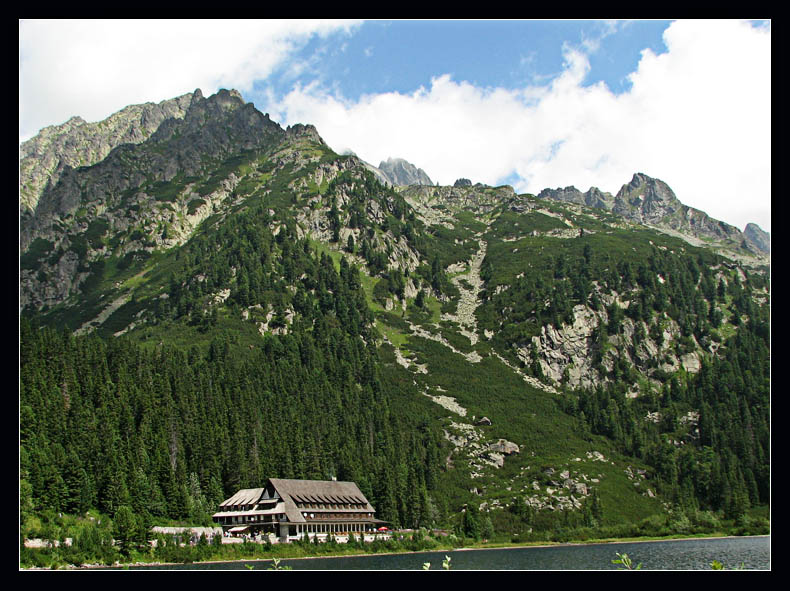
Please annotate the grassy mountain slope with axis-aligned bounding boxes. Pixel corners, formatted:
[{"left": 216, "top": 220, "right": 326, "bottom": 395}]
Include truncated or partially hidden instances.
[{"left": 20, "top": 90, "right": 769, "bottom": 545}]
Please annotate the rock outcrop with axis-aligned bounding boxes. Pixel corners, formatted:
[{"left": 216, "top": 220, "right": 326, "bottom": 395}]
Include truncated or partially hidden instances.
[
  {"left": 20, "top": 91, "right": 197, "bottom": 213},
  {"left": 522, "top": 304, "right": 604, "bottom": 389},
  {"left": 376, "top": 157, "right": 433, "bottom": 186},
  {"left": 537, "top": 185, "right": 615, "bottom": 210},
  {"left": 520, "top": 300, "right": 703, "bottom": 391},
  {"left": 400, "top": 183, "right": 516, "bottom": 227},
  {"left": 20, "top": 88, "right": 287, "bottom": 311},
  {"left": 539, "top": 173, "right": 769, "bottom": 264},
  {"left": 744, "top": 222, "right": 770, "bottom": 254}
]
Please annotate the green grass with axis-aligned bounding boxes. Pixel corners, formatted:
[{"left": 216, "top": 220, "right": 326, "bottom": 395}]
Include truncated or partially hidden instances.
[
  {"left": 127, "top": 313, "right": 265, "bottom": 360},
  {"left": 406, "top": 296, "right": 441, "bottom": 326},
  {"left": 375, "top": 323, "right": 671, "bottom": 528},
  {"left": 359, "top": 273, "right": 385, "bottom": 313},
  {"left": 377, "top": 321, "right": 411, "bottom": 351},
  {"left": 196, "top": 151, "right": 259, "bottom": 197}
]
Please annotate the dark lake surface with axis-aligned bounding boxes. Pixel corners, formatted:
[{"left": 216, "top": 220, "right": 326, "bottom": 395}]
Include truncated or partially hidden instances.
[{"left": 126, "top": 535, "right": 770, "bottom": 570}]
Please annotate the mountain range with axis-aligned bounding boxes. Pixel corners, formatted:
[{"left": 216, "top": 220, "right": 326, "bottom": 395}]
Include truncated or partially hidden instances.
[{"left": 19, "top": 88, "right": 770, "bottom": 544}]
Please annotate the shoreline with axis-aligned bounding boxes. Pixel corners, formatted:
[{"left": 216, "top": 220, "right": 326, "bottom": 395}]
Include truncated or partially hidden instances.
[{"left": 53, "top": 533, "right": 769, "bottom": 570}]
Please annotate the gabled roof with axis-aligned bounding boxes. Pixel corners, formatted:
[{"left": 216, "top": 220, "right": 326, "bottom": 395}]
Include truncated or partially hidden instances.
[
  {"left": 219, "top": 488, "right": 265, "bottom": 508},
  {"left": 267, "top": 478, "right": 375, "bottom": 524}
]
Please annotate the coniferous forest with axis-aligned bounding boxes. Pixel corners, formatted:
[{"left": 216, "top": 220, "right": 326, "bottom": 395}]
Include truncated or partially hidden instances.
[
  {"left": 19, "top": 88, "right": 769, "bottom": 569},
  {"left": 20, "top": 232, "right": 444, "bottom": 533}
]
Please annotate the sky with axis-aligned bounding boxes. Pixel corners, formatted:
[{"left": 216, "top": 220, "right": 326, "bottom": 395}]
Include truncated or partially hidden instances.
[{"left": 19, "top": 19, "right": 771, "bottom": 233}]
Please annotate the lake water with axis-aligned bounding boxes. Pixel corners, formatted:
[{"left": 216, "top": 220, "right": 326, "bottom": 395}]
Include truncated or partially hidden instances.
[{"left": 127, "top": 535, "right": 770, "bottom": 570}]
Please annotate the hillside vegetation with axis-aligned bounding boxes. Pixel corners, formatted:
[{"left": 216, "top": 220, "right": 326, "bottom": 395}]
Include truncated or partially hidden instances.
[{"left": 19, "top": 89, "right": 769, "bottom": 567}]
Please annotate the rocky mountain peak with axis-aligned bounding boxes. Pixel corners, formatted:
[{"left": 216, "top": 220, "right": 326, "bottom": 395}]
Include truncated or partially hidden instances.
[
  {"left": 20, "top": 90, "right": 198, "bottom": 212},
  {"left": 211, "top": 88, "right": 244, "bottom": 109},
  {"left": 533, "top": 172, "right": 768, "bottom": 263},
  {"left": 286, "top": 123, "right": 325, "bottom": 145},
  {"left": 377, "top": 157, "right": 433, "bottom": 186},
  {"left": 744, "top": 222, "right": 770, "bottom": 254},
  {"left": 537, "top": 186, "right": 582, "bottom": 203},
  {"left": 617, "top": 173, "right": 679, "bottom": 209},
  {"left": 536, "top": 185, "right": 615, "bottom": 210},
  {"left": 584, "top": 186, "right": 614, "bottom": 209}
]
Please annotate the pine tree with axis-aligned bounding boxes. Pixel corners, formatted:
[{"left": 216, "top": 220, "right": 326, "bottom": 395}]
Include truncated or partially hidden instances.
[
  {"left": 462, "top": 503, "right": 481, "bottom": 540},
  {"left": 113, "top": 505, "right": 140, "bottom": 557}
]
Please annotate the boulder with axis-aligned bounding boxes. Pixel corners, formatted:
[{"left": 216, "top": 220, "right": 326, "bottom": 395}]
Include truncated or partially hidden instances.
[
  {"left": 572, "top": 482, "right": 588, "bottom": 496},
  {"left": 488, "top": 439, "right": 520, "bottom": 455}
]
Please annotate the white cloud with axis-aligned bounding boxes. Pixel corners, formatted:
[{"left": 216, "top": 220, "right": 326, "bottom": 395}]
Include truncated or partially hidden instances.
[
  {"left": 267, "top": 19, "right": 771, "bottom": 233},
  {"left": 18, "top": 19, "right": 360, "bottom": 142},
  {"left": 20, "top": 19, "right": 770, "bottom": 233}
]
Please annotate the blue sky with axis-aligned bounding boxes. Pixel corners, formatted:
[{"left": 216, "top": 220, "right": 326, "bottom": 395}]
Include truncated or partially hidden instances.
[
  {"left": 260, "top": 20, "right": 670, "bottom": 99},
  {"left": 19, "top": 19, "right": 770, "bottom": 233}
]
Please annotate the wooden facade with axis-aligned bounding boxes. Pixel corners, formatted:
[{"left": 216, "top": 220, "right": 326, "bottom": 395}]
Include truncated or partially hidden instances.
[{"left": 212, "top": 478, "right": 386, "bottom": 541}]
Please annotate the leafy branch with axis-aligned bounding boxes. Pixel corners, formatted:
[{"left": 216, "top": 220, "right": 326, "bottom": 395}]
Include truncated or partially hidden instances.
[{"left": 612, "top": 552, "right": 642, "bottom": 570}]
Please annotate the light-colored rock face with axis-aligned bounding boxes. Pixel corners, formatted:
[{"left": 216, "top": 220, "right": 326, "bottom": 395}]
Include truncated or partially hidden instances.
[
  {"left": 613, "top": 173, "right": 681, "bottom": 223},
  {"left": 537, "top": 186, "right": 615, "bottom": 210},
  {"left": 537, "top": 172, "right": 769, "bottom": 265},
  {"left": 20, "top": 91, "right": 197, "bottom": 213},
  {"left": 376, "top": 157, "right": 433, "bottom": 187},
  {"left": 489, "top": 439, "right": 520, "bottom": 456},
  {"left": 744, "top": 223, "right": 770, "bottom": 254},
  {"left": 441, "top": 240, "right": 487, "bottom": 346},
  {"left": 680, "top": 352, "right": 701, "bottom": 374},
  {"left": 401, "top": 184, "right": 516, "bottom": 225},
  {"left": 443, "top": 419, "right": 522, "bottom": 477},
  {"left": 19, "top": 89, "right": 288, "bottom": 312},
  {"left": 519, "top": 298, "right": 702, "bottom": 391},
  {"left": 521, "top": 304, "right": 604, "bottom": 389}
]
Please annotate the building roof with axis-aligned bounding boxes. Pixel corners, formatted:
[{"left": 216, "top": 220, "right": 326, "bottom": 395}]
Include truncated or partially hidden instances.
[
  {"left": 269, "top": 478, "right": 374, "bottom": 524},
  {"left": 215, "top": 479, "right": 377, "bottom": 525},
  {"left": 219, "top": 488, "right": 266, "bottom": 508},
  {"left": 212, "top": 501, "right": 287, "bottom": 519}
]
